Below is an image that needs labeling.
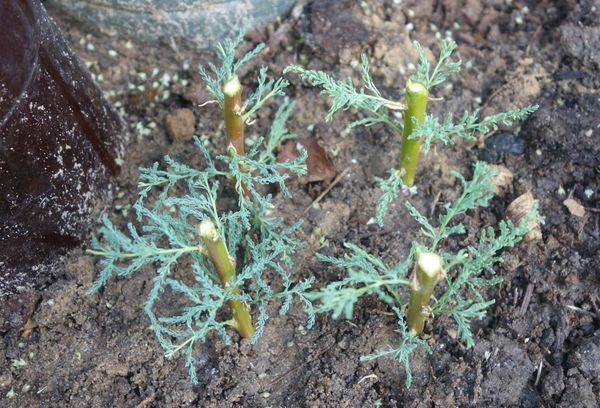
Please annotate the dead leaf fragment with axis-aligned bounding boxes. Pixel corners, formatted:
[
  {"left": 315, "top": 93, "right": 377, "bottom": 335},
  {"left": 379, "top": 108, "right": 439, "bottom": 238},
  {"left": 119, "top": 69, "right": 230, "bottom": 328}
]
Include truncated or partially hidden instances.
[
  {"left": 277, "top": 138, "right": 337, "bottom": 183},
  {"left": 21, "top": 317, "right": 37, "bottom": 338},
  {"left": 507, "top": 192, "right": 542, "bottom": 241},
  {"left": 563, "top": 198, "right": 586, "bottom": 217},
  {"left": 489, "top": 164, "right": 513, "bottom": 195}
]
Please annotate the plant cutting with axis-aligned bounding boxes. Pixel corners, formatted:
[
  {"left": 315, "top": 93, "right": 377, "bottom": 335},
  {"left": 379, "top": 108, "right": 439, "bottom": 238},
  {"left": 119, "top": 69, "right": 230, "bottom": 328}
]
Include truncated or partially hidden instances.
[
  {"left": 308, "top": 162, "right": 540, "bottom": 387},
  {"left": 87, "top": 29, "right": 314, "bottom": 383},
  {"left": 199, "top": 29, "right": 289, "bottom": 196},
  {"left": 285, "top": 39, "right": 538, "bottom": 221}
]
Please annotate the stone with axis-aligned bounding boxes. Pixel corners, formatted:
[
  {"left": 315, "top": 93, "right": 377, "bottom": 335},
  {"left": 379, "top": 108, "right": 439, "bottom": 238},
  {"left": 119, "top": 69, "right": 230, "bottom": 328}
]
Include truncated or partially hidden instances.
[{"left": 165, "top": 108, "right": 196, "bottom": 141}]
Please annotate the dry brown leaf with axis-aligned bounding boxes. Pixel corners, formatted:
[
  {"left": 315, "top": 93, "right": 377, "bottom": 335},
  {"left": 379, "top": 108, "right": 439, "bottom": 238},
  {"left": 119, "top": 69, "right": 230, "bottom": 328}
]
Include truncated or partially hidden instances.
[
  {"left": 21, "top": 317, "right": 37, "bottom": 338},
  {"left": 277, "top": 138, "right": 337, "bottom": 183},
  {"left": 489, "top": 164, "right": 513, "bottom": 196},
  {"left": 563, "top": 198, "right": 586, "bottom": 217},
  {"left": 507, "top": 192, "right": 542, "bottom": 241}
]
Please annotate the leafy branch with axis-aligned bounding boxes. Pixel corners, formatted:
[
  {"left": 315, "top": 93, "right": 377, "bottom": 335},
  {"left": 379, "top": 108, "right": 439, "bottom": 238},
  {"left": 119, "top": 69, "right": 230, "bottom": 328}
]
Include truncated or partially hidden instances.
[
  {"left": 287, "top": 39, "right": 537, "bottom": 187},
  {"left": 198, "top": 23, "right": 265, "bottom": 108},
  {"left": 88, "top": 31, "right": 315, "bottom": 383},
  {"left": 411, "top": 105, "right": 539, "bottom": 153},
  {"left": 360, "top": 309, "right": 431, "bottom": 388},
  {"left": 88, "top": 138, "right": 315, "bottom": 383},
  {"left": 285, "top": 54, "right": 404, "bottom": 131},
  {"left": 412, "top": 38, "right": 462, "bottom": 90},
  {"left": 310, "top": 162, "right": 540, "bottom": 386}
]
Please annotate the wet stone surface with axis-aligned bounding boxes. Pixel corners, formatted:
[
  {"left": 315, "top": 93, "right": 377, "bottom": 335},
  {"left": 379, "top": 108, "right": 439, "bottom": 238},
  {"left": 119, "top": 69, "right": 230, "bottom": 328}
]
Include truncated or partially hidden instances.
[{"left": 0, "top": 0, "right": 125, "bottom": 297}]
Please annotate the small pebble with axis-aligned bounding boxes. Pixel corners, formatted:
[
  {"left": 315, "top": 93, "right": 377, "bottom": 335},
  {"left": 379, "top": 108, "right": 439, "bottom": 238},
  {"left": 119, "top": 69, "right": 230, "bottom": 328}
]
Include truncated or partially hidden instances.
[
  {"left": 479, "top": 132, "right": 526, "bottom": 163},
  {"left": 584, "top": 188, "right": 594, "bottom": 199},
  {"left": 165, "top": 108, "right": 196, "bottom": 141}
]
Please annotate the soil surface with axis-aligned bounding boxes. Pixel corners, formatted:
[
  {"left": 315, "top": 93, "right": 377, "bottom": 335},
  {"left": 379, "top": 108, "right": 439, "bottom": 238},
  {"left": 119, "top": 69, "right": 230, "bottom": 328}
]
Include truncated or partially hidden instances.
[{"left": 2, "top": 0, "right": 599, "bottom": 407}]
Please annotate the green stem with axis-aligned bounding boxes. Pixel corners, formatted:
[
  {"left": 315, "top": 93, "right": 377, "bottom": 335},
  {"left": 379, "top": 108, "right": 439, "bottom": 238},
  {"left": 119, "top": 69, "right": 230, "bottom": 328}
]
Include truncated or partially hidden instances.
[
  {"left": 399, "top": 80, "right": 428, "bottom": 186},
  {"left": 223, "top": 75, "right": 251, "bottom": 197},
  {"left": 406, "top": 249, "right": 443, "bottom": 335},
  {"left": 199, "top": 219, "right": 254, "bottom": 339},
  {"left": 223, "top": 75, "right": 245, "bottom": 155}
]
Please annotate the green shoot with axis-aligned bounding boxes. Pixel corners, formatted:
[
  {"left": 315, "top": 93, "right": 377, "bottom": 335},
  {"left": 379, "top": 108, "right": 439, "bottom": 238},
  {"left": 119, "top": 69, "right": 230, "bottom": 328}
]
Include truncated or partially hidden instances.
[
  {"left": 399, "top": 80, "right": 429, "bottom": 186},
  {"left": 412, "top": 105, "right": 539, "bottom": 153},
  {"left": 88, "top": 136, "right": 314, "bottom": 384},
  {"left": 87, "top": 33, "right": 314, "bottom": 384},
  {"left": 406, "top": 249, "right": 444, "bottom": 335},
  {"left": 199, "top": 218, "right": 254, "bottom": 338},
  {"left": 200, "top": 25, "right": 289, "bottom": 197},
  {"left": 286, "top": 38, "right": 537, "bottom": 189},
  {"left": 223, "top": 75, "right": 245, "bottom": 155},
  {"left": 411, "top": 39, "right": 462, "bottom": 89},
  {"left": 309, "top": 162, "right": 540, "bottom": 386},
  {"left": 198, "top": 24, "right": 265, "bottom": 107}
]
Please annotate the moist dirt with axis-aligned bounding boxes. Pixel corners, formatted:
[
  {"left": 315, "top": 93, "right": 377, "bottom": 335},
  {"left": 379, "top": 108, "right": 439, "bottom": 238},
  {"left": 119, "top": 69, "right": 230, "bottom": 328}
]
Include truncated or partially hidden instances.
[{"left": 1, "top": 0, "right": 599, "bottom": 407}]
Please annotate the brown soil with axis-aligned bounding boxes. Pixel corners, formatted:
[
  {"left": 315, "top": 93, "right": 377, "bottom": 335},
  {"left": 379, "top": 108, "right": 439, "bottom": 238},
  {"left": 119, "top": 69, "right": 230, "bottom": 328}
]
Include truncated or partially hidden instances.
[{"left": 2, "top": 0, "right": 599, "bottom": 407}]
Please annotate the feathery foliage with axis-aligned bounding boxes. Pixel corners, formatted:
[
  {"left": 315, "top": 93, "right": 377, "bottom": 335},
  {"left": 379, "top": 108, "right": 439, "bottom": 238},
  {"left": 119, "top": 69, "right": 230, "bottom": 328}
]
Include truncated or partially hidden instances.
[
  {"left": 198, "top": 24, "right": 264, "bottom": 107},
  {"left": 285, "top": 54, "right": 404, "bottom": 131},
  {"left": 286, "top": 38, "right": 537, "bottom": 188},
  {"left": 412, "top": 105, "right": 539, "bottom": 153},
  {"left": 88, "top": 34, "right": 314, "bottom": 384},
  {"left": 88, "top": 136, "right": 314, "bottom": 384},
  {"left": 411, "top": 39, "right": 462, "bottom": 90},
  {"left": 360, "top": 309, "right": 431, "bottom": 388},
  {"left": 309, "top": 162, "right": 540, "bottom": 386},
  {"left": 199, "top": 25, "right": 287, "bottom": 123}
]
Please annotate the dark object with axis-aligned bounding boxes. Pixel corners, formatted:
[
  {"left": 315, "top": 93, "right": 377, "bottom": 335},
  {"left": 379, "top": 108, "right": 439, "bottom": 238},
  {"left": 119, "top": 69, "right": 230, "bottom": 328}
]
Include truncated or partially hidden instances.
[
  {"left": 553, "top": 70, "right": 589, "bottom": 81},
  {"left": 478, "top": 132, "right": 526, "bottom": 163},
  {"left": 0, "top": 0, "right": 125, "bottom": 297},
  {"left": 46, "top": 0, "right": 296, "bottom": 46}
]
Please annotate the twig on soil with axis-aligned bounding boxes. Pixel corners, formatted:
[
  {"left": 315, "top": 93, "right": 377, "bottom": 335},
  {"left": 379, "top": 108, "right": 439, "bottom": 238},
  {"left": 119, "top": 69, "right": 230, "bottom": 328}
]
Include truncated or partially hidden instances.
[
  {"left": 534, "top": 360, "right": 543, "bottom": 387},
  {"left": 355, "top": 228, "right": 393, "bottom": 240},
  {"left": 135, "top": 393, "right": 156, "bottom": 408},
  {"left": 429, "top": 190, "right": 442, "bottom": 218},
  {"left": 472, "top": 361, "right": 482, "bottom": 404},
  {"left": 263, "top": 0, "right": 309, "bottom": 56},
  {"left": 198, "top": 99, "right": 218, "bottom": 107},
  {"left": 590, "top": 295, "right": 600, "bottom": 320},
  {"left": 357, "top": 373, "right": 378, "bottom": 385},
  {"left": 519, "top": 283, "right": 534, "bottom": 315},
  {"left": 577, "top": 214, "right": 589, "bottom": 237},
  {"left": 566, "top": 305, "right": 597, "bottom": 317},
  {"left": 302, "top": 166, "right": 352, "bottom": 216},
  {"left": 512, "top": 287, "right": 520, "bottom": 308}
]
